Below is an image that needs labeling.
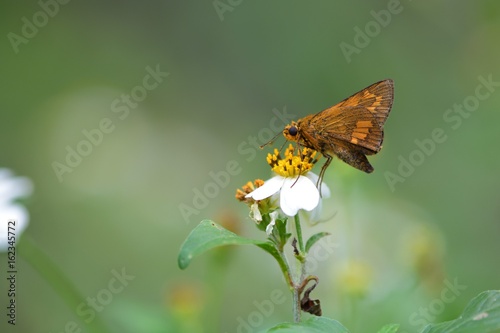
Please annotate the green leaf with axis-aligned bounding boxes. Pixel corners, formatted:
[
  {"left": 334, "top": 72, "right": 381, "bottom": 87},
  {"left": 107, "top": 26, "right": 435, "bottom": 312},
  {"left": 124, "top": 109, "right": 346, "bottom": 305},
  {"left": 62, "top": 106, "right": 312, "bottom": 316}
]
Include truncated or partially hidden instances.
[
  {"left": 178, "top": 220, "right": 284, "bottom": 271},
  {"left": 305, "top": 232, "right": 331, "bottom": 254},
  {"left": 421, "top": 290, "right": 500, "bottom": 333},
  {"left": 377, "top": 323, "right": 400, "bottom": 333},
  {"left": 266, "top": 316, "right": 349, "bottom": 332}
]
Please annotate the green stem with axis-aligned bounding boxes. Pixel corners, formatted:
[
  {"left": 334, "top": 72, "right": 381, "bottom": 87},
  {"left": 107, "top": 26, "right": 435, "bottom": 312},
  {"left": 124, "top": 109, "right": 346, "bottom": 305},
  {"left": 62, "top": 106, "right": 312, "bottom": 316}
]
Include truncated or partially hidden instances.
[
  {"left": 257, "top": 243, "right": 293, "bottom": 288},
  {"left": 279, "top": 253, "right": 294, "bottom": 289},
  {"left": 292, "top": 214, "right": 307, "bottom": 322},
  {"left": 267, "top": 235, "right": 298, "bottom": 322},
  {"left": 19, "top": 236, "right": 109, "bottom": 333},
  {"left": 294, "top": 214, "right": 305, "bottom": 254},
  {"left": 293, "top": 286, "right": 301, "bottom": 323}
]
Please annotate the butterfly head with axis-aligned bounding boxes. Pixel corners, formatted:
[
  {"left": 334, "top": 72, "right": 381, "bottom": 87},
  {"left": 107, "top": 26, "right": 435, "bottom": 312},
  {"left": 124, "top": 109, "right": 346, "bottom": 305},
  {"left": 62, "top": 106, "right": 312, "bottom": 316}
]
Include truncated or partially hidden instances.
[{"left": 283, "top": 121, "right": 299, "bottom": 142}]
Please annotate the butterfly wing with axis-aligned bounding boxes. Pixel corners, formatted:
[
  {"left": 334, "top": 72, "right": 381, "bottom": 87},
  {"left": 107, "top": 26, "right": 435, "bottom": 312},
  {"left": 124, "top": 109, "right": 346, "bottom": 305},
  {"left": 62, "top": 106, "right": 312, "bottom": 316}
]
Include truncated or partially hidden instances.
[
  {"left": 335, "top": 79, "right": 394, "bottom": 116},
  {"left": 309, "top": 79, "right": 394, "bottom": 154}
]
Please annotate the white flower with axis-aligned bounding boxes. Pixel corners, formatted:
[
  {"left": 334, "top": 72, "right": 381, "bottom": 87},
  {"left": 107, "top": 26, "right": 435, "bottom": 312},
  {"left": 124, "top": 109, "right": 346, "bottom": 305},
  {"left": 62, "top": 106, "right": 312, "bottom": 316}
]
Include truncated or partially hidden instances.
[
  {"left": 0, "top": 169, "right": 33, "bottom": 251},
  {"left": 246, "top": 172, "right": 330, "bottom": 217},
  {"left": 265, "top": 211, "right": 279, "bottom": 235},
  {"left": 244, "top": 144, "right": 331, "bottom": 223},
  {"left": 299, "top": 172, "right": 331, "bottom": 223},
  {"left": 250, "top": 202, "right": 262, "bottom": 222}
]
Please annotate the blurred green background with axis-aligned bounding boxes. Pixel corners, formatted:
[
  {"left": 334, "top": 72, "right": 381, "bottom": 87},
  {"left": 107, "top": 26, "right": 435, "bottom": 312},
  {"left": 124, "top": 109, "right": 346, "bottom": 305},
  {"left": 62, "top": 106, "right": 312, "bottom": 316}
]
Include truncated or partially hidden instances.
[{"left": 1, "top": 1, "right": 499, "bottom": 332}]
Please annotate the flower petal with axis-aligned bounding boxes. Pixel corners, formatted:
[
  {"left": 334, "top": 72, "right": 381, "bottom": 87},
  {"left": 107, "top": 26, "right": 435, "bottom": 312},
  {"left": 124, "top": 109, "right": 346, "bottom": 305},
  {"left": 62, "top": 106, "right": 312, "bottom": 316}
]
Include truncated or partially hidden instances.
[
  {"left": 306, "top": 172, "right": 331, "bottom": 198},
  {"left": 0, "top": 169, "right": 33, "bottom": 205},
  {"left": 266, "top": 211, "right": 279, "bottom": 235},
  {"left": 302, "top": 199, "right": 322, "bottom": 224},
  {"left": 250, "top": 202, "right": 262, "bottom": 222},
  {"left": 265, "top": 220, "right": 275, "bottom": 235},
  {"left": 245, "top": 176, "right": 284, "bottom": 201},
  {"left": 280, "top": 176, "right": 320, "bottom": 216},
  {"left": 0, "top": 204, "right": 29, "bottom": 251}
]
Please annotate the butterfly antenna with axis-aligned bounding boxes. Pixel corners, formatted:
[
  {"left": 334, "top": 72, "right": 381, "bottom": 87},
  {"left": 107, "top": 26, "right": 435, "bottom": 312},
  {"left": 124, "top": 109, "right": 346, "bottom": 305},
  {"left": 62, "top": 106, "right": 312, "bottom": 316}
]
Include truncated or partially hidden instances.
[
  {"left": 278, "top": 139, "right": 288, "bottom": 153},
  {"left": 291, "top": 140, "right": 302, "bottom": 188},
  {"left": 259, "top": 131, "right": 282, "bottom": 149}
]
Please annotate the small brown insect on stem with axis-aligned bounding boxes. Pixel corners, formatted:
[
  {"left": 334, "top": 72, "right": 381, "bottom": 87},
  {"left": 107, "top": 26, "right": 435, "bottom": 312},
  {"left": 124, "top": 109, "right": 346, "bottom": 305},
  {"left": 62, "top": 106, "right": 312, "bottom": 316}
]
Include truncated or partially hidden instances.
[
  {"left": 299, "top": 276, "right": 322, "bottom": 316},
  {"left": 291, "top": 238, "right": 299, "bottom": 256}
]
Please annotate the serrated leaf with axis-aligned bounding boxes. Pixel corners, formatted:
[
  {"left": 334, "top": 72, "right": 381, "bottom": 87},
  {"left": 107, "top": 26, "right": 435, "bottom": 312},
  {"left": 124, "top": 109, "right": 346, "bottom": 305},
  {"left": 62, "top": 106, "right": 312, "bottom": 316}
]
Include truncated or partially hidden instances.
[
  {"left": 178, "top": 220, "right": 284, "bottom": 270},
  {"left": 421, "top": 290, "right": 500, "bottom": 333},
  {"left": 305, "top": 232, "right": 331, "bottom": 254},
  {"left": 377, "top": 323, "right": 399, "bottom": 333},
  {"left": 266, "top": 316, "right": 349, "bottom": 332}
]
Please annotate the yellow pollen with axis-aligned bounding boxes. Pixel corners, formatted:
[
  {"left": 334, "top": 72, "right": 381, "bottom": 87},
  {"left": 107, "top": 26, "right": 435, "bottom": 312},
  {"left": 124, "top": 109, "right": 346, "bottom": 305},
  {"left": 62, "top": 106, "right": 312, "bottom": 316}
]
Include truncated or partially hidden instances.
[
  {"left": 267, "top": 144, "right": 318, "bottom": 177},
  {"left": 235, "top": 179, "right": 265, "bottom": 202}
]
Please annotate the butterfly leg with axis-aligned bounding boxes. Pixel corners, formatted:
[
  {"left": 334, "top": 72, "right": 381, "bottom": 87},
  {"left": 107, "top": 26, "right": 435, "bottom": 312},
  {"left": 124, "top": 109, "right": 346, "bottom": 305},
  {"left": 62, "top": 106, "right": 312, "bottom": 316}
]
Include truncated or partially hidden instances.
[
  {"left": 317, "top": 154, "right": 332, "bottom": 196},
  {"left": 291, "top": 166, "right": 301, "bottom": 187}
]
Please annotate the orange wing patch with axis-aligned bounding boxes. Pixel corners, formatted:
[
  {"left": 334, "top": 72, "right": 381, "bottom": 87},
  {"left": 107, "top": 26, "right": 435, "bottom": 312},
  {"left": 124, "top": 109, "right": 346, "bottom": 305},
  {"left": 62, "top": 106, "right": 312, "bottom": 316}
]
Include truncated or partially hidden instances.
[
  {"left": 356, "top": 120, "right": 373, "bottom": 128},
  {"left": 350, "top": 120, "right": 373, "bottom": 144},
  {"left": 280, "top": 79, "right": 394, "bottom": 176},
  {"left": 366, "top": 95, "right": 384, "bottom": 114}
]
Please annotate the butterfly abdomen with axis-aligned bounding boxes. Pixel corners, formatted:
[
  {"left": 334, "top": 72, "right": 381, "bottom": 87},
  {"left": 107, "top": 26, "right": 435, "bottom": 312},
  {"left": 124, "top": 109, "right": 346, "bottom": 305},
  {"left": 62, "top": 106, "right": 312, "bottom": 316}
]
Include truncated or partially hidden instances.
[{"left": 330, "top": 143, "right": 374, "bottom": 173}]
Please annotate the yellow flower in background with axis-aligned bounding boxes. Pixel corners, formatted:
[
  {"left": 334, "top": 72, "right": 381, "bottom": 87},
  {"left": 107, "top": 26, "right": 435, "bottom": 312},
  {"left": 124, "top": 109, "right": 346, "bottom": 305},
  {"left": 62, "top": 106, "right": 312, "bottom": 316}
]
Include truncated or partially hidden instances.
[
  {"left": 402, "top": 224, "right": 446, "bottom": 292},
  {"left": 337, "top": 260, "right": 373, "bottom": 298}
]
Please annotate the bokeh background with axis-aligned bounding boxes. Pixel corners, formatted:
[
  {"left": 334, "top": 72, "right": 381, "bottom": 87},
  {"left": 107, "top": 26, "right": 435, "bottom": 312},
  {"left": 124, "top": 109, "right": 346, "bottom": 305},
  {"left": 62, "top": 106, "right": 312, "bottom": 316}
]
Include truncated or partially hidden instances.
[{"left": 1, "top": 1, "right": 499, "bottom": 332}]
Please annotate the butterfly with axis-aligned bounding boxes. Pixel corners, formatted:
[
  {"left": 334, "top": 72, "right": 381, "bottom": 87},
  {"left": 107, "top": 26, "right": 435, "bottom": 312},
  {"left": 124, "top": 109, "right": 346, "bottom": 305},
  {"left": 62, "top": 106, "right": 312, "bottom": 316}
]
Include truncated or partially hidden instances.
[{"left": 282, "top": 79, "right": 394, "bottom": 185}]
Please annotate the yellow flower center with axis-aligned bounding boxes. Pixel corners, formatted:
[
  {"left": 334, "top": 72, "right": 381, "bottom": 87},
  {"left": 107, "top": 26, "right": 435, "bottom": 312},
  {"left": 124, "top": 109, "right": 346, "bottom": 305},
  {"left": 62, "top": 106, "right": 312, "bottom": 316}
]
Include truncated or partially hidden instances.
[{"left": 266, "top": 144, "right": 318, "bottom": 178}]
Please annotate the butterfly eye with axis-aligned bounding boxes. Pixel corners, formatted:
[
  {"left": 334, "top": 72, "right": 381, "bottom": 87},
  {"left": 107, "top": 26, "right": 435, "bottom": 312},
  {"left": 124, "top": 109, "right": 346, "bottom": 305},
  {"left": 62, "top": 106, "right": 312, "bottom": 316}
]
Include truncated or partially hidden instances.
[{"left": 288, "top": 126, "right": 298, "bottom": 136}]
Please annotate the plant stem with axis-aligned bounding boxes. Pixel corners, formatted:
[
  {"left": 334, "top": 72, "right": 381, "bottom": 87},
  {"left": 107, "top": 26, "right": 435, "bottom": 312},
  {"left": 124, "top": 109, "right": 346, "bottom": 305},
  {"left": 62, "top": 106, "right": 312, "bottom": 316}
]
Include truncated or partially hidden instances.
[
  {"left": 293, "top": 285, "right": 301, "bottom": 323},
  {"left": 19, "top": 236, "right": 109, "bottom": 333},
  {"left": 271, "top": 243, "right": 294, "bottom": 288},
  {"left": 274, "top": 241, "right": 299, "bottom": 321},
  {"left": 294, "top": 214, "right": 305, "bottom": 254},
  {"left": 292, "top": 214, "right": 307, "bottom": 323}
]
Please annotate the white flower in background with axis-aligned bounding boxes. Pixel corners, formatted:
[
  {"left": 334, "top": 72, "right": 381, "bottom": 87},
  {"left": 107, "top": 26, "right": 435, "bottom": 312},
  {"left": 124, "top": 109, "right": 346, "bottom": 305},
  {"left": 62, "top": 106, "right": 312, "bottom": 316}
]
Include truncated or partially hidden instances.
[
  {"left": 250, "top": 202, "right": 262, "bottom": 222},
  {"left": 265, "top": 211, "right": 280, "bottom": 235},
  {"left": 0, "top": 168, "right": 33, "bottom": 251},
  {"left": 246, "top": 145, "right": 330, "bottom": 218}
]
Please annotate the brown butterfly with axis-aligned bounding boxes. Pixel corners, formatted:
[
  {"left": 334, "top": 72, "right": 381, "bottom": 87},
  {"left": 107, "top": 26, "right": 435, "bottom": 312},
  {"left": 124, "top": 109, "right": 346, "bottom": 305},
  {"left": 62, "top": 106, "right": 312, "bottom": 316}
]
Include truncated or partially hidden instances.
[{"left": 281, "top": 79, "right": 394, "bottom": 185}]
